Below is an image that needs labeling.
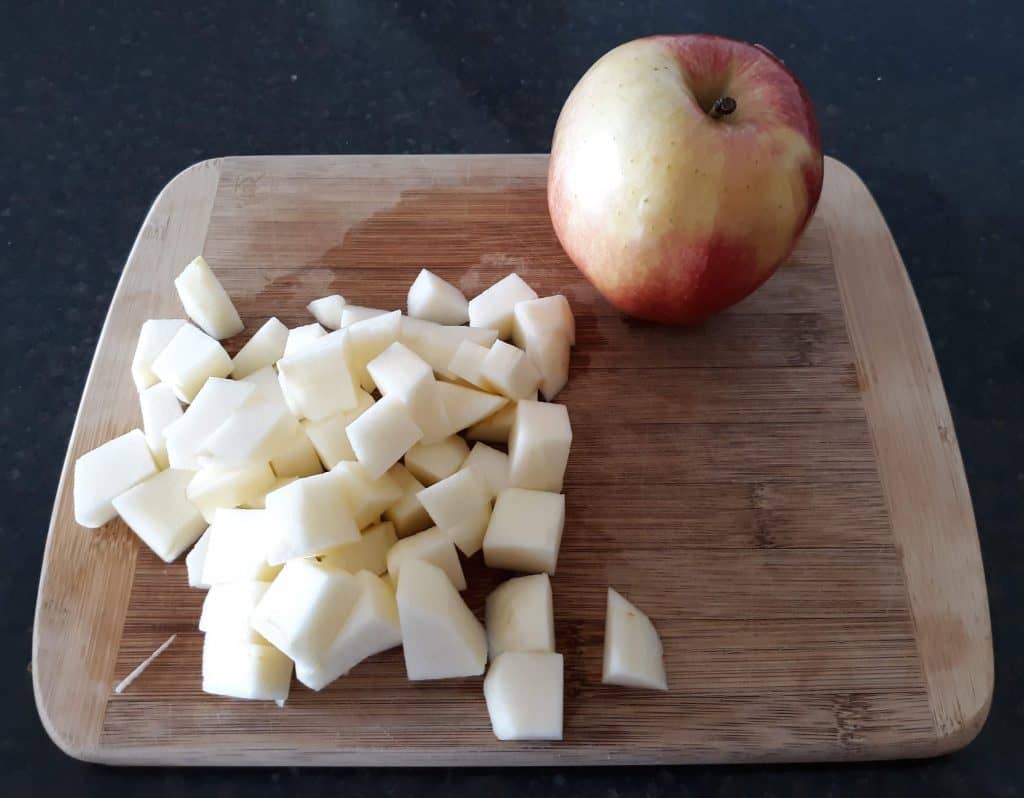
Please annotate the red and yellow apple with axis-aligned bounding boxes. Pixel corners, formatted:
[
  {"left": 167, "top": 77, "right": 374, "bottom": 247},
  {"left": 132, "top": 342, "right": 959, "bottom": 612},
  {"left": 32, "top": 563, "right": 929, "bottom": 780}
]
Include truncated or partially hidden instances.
[{"left": 548, "top": 35, "right": 823, "bottom": 324}]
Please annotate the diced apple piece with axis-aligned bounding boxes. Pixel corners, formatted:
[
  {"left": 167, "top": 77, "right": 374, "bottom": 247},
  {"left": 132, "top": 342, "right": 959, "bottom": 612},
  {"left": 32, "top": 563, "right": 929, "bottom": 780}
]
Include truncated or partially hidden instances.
[
  {"left": 485, "top": 573, "right": 555, "bottom": 657},
  {"left": 396, "top": 559, "right": 485, "bottom": 680},
  {"left": 525, "top": 332, "right": 570, "bottom": 401},
  {"left": 602, "top": 588, "right": 668, "bottom": 691},
  {"left": 296, "top": 571, "right": 402, "bottom": 690},
  {"left": 436, "top": 382, "right": 508, "bottom": 436},
  {"left": 131, "top": 319, "right": 187, "bottom": 391},
  {"left": 264, "top": 471, "right": 361, "bottom": 564},
  {"left": 174, "top": 256, "right": 244, "bottom": 340},
  {"left": 277, "top": 331, "right": 360, "bottom": 421},
  {"left": 461, "top": 442, "right": 510, "bottom": 500},
  {"left": 269, "top": 426, "right": 323, "bottom": 478},
  {"left": 332, "top": 461, "right": 403, "bottom": 529},
  {"left": 383, "top": 464, "right": 432, "bottom": 538},
  {"left": 199, "top": 581, "right": 270, "bottom": 643},
  {"left": 301, "top": 389, "right": 374, "bottom": 468},
  {"left": 416, "top": 469, "right": 491, "bottom": 556},
  {"left": 319, "top": 521, "right": 397, "bottom": 575},
  {"left": 73, "top": 429, "right": 157, "bottom": 528},
  {"left": 344, "top": 309, "right": 402, "bottom": 391},
  {"left": 185, "top": 528, "right": 211, "bottom": 588},
  {"left": 483, "top": 652, "right": 563, "bottom": 740},
  {"left": 345, "top": 393, "right": 423, "bottom": 479},
  {"left": 230, "top": 317, "right": 288, "bottom": 379},
  {"left": 483, "top": 488, "right": 565, "bottom": 574},
  {"left": 111, "top": 468, "right": 206, "bottom": 562},
  {"left": 386, "top": 526, "right": 466, "bottom": 591},
  {"left": 202, "top": 636, "right": 292, "bottom": 702},
  {"left": 283, "top": 322, "right": 327, "bottom": 357},
  {"left": 186, "top": 461, "right": 276, "bottom": 522},
  {"left": 139, "top": 382, "right": 183, "bottom": 469},
  {"left": 340, "top": 304, "right": 388, "bottom": 327},
  {"left": 251, "top": 559, "right": 361, "bottom": 664},
  {"left": 513, "top": 294, "right": 575, "bottom": 348},
  {"left": 241, "top": 476, "right": 296, "bottom": 509},
  {"left": 465, "top": 401, "right": 517, "bottom": 443},
  {"left": 447, "top": 339, "right": 491, "bottom": 389},
  {"left": 200, "top": 395, "right": 299, "bottom": 467},
  {"left": 368, "top": 342, "right": 451, "bottom": 444},
  {"left": 201, "top": 508, "right": 280, "bottom": 584},
  {"left": 151, "top": 324, "right": 232, "bottom": 403},
  {"left": 407, "top": 268, "right": 469, "bottom": 325},
  {"left": 508, "top": 400, "right": 571, "bottom": 492},
  {"left": 164, "top": 378, "right": 256, "bottom": 470},
  {"left": 307, "top": 294, "right": 347, "bottom": 329},
  {"left": 480, "top": 340, "right": 541, "bottom": 400},
  {"left": 468, "top": 273, "right": 538, "bottom": 339},
  {"left": 404, "top": 435, "right": 470, "bottom": 486},
  {"left": 239, "top": 365, "right": 291, "bottom": 413},
  {"left": 400, "top": 317, "right": 498, "bottom": 378}
]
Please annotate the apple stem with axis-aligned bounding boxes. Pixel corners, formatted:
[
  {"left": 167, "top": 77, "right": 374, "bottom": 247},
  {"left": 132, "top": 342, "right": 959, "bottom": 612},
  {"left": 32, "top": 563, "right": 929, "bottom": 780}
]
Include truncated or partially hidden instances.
[{"left": 709, "top": 97, "right": 737, "bottom": 119}]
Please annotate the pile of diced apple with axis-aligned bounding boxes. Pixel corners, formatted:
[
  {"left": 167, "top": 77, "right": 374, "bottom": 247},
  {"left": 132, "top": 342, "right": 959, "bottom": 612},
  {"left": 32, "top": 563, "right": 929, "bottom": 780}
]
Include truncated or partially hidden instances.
[{"left": 74, "top": 257, "right": 667, "bottom": 741}]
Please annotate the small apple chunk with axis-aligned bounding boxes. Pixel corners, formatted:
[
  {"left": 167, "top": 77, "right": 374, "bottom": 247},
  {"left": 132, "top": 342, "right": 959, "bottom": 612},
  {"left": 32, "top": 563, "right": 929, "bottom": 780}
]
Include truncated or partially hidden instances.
[
  {"left": 447, "top": 339, "right": 491, "bottom": 389},
  {"left": 485, "top": 573, "right": 554, "bottom": 657},
  {"left": 396, "top": 559, "right": 486, "bottom": 680},
  {"left": 186, "top": 461, "right": 276, "bottom": 522},
  {"left": 345, "top": 393, "right": 424, "bottom": 479},
  {"left": 465, "top": 401, "right": 517, "bottom": 444},
  {"left": 230, "top": 316, "right": 288, "bottom": 379},
  {"left": 513, "top": 295, "right": 576, "bottom": 348},
  {"left": 461, "top": 442, "right": 509, "bottom": 499},
  {"left": 283, "top": 322, "right": 327, "bottom": 357},
  {"left": 239, "top": 365, "right": 291, "bottom": 413},
  {"left": 174, "top": 256, "right": 244, "bottom": 340},
  {"left": 200, "top": 395, "right": 299, "bottom": 467},
  {"left": 185, "top": 529, "right": 212, "bottom": 588},
  {"left": 164, "top": 377, "right": 257, "bottom": 470},
  {"left": 201, "top": 508, "right": 280, "bottom": 584},
  {"left": 404, "top": 435, "right": 470, "bottom": 486},
  {"left": 340, "top": 304, "right": 388, "bottom": 327},
  {"left": 111, "top": 468, "right": 206, "bottom": 562},
  {"left": 399, "top": 317, "right": 498, "bottom": 379},
  {"left": 150, "top": 324, "right": 232, "bottom": 403},
  {"left": 131, "top": 318, "right": 187, "bottom": 391},
  {"left": 251, "top": 559, "right": 361, "bottom": 664},
  {"left": 484, "top": 652, "right": 563, "bottom": 740},
  {"left": 382, "top": 464, "right": 432, "bottom": 538},
  {"left": 264, "top": 471, "right": 361, "bottom": 564},
  {"left": 241, "top": 476, "right": 296, "bottom": 509},
  {"left": 367, "top": 342, "right": 451, "bottom": 444},
  {"left": 386, "top": 526, "right": 466, "bottom": 591},
  {"left": 199, "top": 581, "right": 270, "bottom": 643},
  {"left": 74, "top": 429, "right": 158, "bottom": 528},
  {"left": 202, "top": 636, "right": 292, "bottom": 703},
  {"left": 416, "top": 468, "right": 491, "bottom": 556},
  {"left": 307, "top": 294, "right": 347, "bottom": 329},
  {"left": 319, "top": 521, "right": 397, "bottom": 575},
  {"left": 344, "top": 309, "right": 402, "bottom": 391},
  {"left": 295, "top": 571, "right": 402, "bottom": 690},
  {"left": 468, "top": 273, "right": 538, "bottom": 339},
  {"left": 301, "top": 390, "right": 374, "bottom": 468},
  {"left": 407, "top": 268, "right": 469, "bottom": 325},
  {"left": 332, "top": 461, "right": 403, "bottom": 529},
  {"left": 277, "top": 331, "right": 361, "bottom": 421},
  {"left": 602, "top": 587, "right": 667, "bottom": 691},
  {"left": 436, "top": 382, "right": 508, "bottom": 437},
  {"left": 508, "top": 400, "right": 572, "bottom": 492},
  {"left": 483, "top": 489, "right": 565, "bottom": 575},
  {"left": 480, "top": 340, "right": 541, "bottom": 400},
  {"left": 139, "top": 382, "right": 183, "bottom": 469},
  {"left": 268, "top": 427, "right": 323, "bottom": 479}
]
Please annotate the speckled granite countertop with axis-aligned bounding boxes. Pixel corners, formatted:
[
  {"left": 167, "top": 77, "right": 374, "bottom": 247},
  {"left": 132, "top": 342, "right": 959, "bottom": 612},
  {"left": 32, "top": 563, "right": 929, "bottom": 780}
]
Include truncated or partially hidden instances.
[{"left": 3, "top": 1, "right": 1021, "bottom": 794}]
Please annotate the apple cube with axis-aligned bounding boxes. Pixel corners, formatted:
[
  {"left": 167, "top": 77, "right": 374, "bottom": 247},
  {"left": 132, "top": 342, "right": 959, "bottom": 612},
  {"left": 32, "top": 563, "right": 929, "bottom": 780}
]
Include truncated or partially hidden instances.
[
  {"left": 485, "top": 573, "right": 554, "bottom": 656},
  {"left": 465, "top": 401, "right": 516, "bottom": 444},
  {"left": 131, "top": 318, "right": 187, "bottom": 391},
  {"left": 403, "top": 435, "right": 470, "bottom": 486},
  {"left": 230, "top": 316, "right": 288, "bottom": 379},
  {"left": 407, "top": 268, "right": 469, "bottom": 325},
  {"left": 241, "top": 476, "right": 296, "bottom": 509},
  {"left": 73, "top": 429, "right": 157, "bottom": 528},
  {"left": 483, "top": 488, "right": 565, "bottom": 574},
  {"left": 483, "top": 652, "right": 563, "bottom": 740},
  {"left": 436, "top": 382, "right": 508, "bottom": 437},
  {"left": 200, "top": 396, "right": 299, "bottom": 467},
  {"left": 174, "top": 256, "right": 243, "bottom": 340},
  {"left": 525, "top": 332, "right": 571, "bottom": 401},
  {"left": 417, "top": 469, "right": 492, "bottom": 556},
  {"left": 319, "top": 521, "right": 397, "bottom": 575},
  {"left": 508, "top": 400, "right": 572, "bottom": 492},
  {"left": 382, "top": 464, "right": 432, "bottom": 538},
  {"left": 396, "top": 559, "right": 486, "bottom": 680},
  {"left": 296, "top": 571, "right": 402, "bottom": 690},
  {"left": 447, "top": 339, "right": 491, "bottom": 389},
  {"left": 163, "top": 377, "right": 256, "bottom": 470},
  {"left": 468, "top": 273, "right": 538, "bottom": 339},
  {"left": 283, "top": 322, "right": 327, "bottom": 357},
  {"left": 301, "top": 389, "right": 374, "bottom": 468},
  {"left": 186, "top": 461, "right": 276, "bottom": 522},
  {"left": 277, "top": 331, "right": 360, "bottom": 421},
  {"left": 269, "top": 427, "right": 323, "bottom": 478},
  {"left": 251, "top": 559, "right": 361, "bottom": 664},
  {"left": 202, "top": 636, "right": 292, "bottom": 702},
  {"left": 332, "top": 461, "right": 403, "bottom": 529},
  {"left": 513, "top": 294, "right": 575, "bottom": 347},
  {"left": 344, "top": 309, "right": 402, "bottom": 391},
  {"left": 307, "top": 294, "right": 347, "bottom": 329},
  {"left": 367, "top": 342, "right": 450, "bottom": 444},
  {"left": 238, "top": 365, "right": 291, "bottom": 413},
  {"left": 185, "top": 528, "right": 211, "bottom": 588},
  {"left": 199, "top": 581, "right": 270, "bottom": 643},
  {"left": 111, "top": 468, "right": 206, "bottom": 562},
  {"left": 400, "top": 317, "right": 498, "bottom": 378},
  {"left": 264, "top": 470, "right": 361, "bottom": 564},
  {"left": 345, "top": 393, "right": 423, "bottom": 479},
  {"left": 139, "top": 382, "right": 183, "bottom": 469},
  {"left": 340, "top": 304, "right": 388, "bottom": 327},
  {"left": 386, "top": 526, "right": 466, "bottom": 591},
  {"left": 201, "top": 508, "right": 280, "bottom": 584},
  {"left": 150, "top": 324, "right": 232, "bottom": 403},
  {"left": 461, "top": 442, "right": 509, "bottom": 499},
  {"left": 602, "top": 588, "right": 667, "bottom": 691},
  {"left": 480, "top": 340, "right": 541, "bottom": 399}
]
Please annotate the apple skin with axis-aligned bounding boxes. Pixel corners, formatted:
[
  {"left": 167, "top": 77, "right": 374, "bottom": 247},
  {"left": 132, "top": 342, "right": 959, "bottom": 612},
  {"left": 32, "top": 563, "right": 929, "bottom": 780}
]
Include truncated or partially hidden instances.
[{"left": 548, "top": 35, "right": 823, "bottom": 325}]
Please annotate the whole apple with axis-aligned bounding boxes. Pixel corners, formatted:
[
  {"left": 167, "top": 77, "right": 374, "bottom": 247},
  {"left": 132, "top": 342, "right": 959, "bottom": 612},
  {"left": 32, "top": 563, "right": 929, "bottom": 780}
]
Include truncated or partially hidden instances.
[{"left": 548, "top": 35, "right": 823, "bottom": 324}]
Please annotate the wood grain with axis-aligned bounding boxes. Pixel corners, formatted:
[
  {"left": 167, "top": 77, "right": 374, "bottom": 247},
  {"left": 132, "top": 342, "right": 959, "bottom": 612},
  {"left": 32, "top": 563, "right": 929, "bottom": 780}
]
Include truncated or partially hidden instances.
[{"left": 32, "top": 155, "right": 991, "bottom": 765}]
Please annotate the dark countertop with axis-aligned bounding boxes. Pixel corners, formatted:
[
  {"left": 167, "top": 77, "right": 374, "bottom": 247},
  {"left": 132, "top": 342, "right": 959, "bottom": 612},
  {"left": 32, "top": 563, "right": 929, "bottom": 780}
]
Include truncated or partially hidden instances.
[{"left": 3, "top": 1, "right": 1021, "bottom": 794}]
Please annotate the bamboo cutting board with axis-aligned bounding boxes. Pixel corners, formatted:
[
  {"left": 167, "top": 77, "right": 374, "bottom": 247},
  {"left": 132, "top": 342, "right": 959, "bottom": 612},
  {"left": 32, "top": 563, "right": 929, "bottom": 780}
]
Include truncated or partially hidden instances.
[{"left": 33, "top": 155, "right": 992, "bottom": 766}]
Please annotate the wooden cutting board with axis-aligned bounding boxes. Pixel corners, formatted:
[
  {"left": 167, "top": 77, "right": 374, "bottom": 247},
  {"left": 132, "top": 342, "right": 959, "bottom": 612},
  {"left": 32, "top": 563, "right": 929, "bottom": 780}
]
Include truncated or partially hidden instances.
[{"left": 33, "top": 155, "right": 992, "bottom": 766}]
